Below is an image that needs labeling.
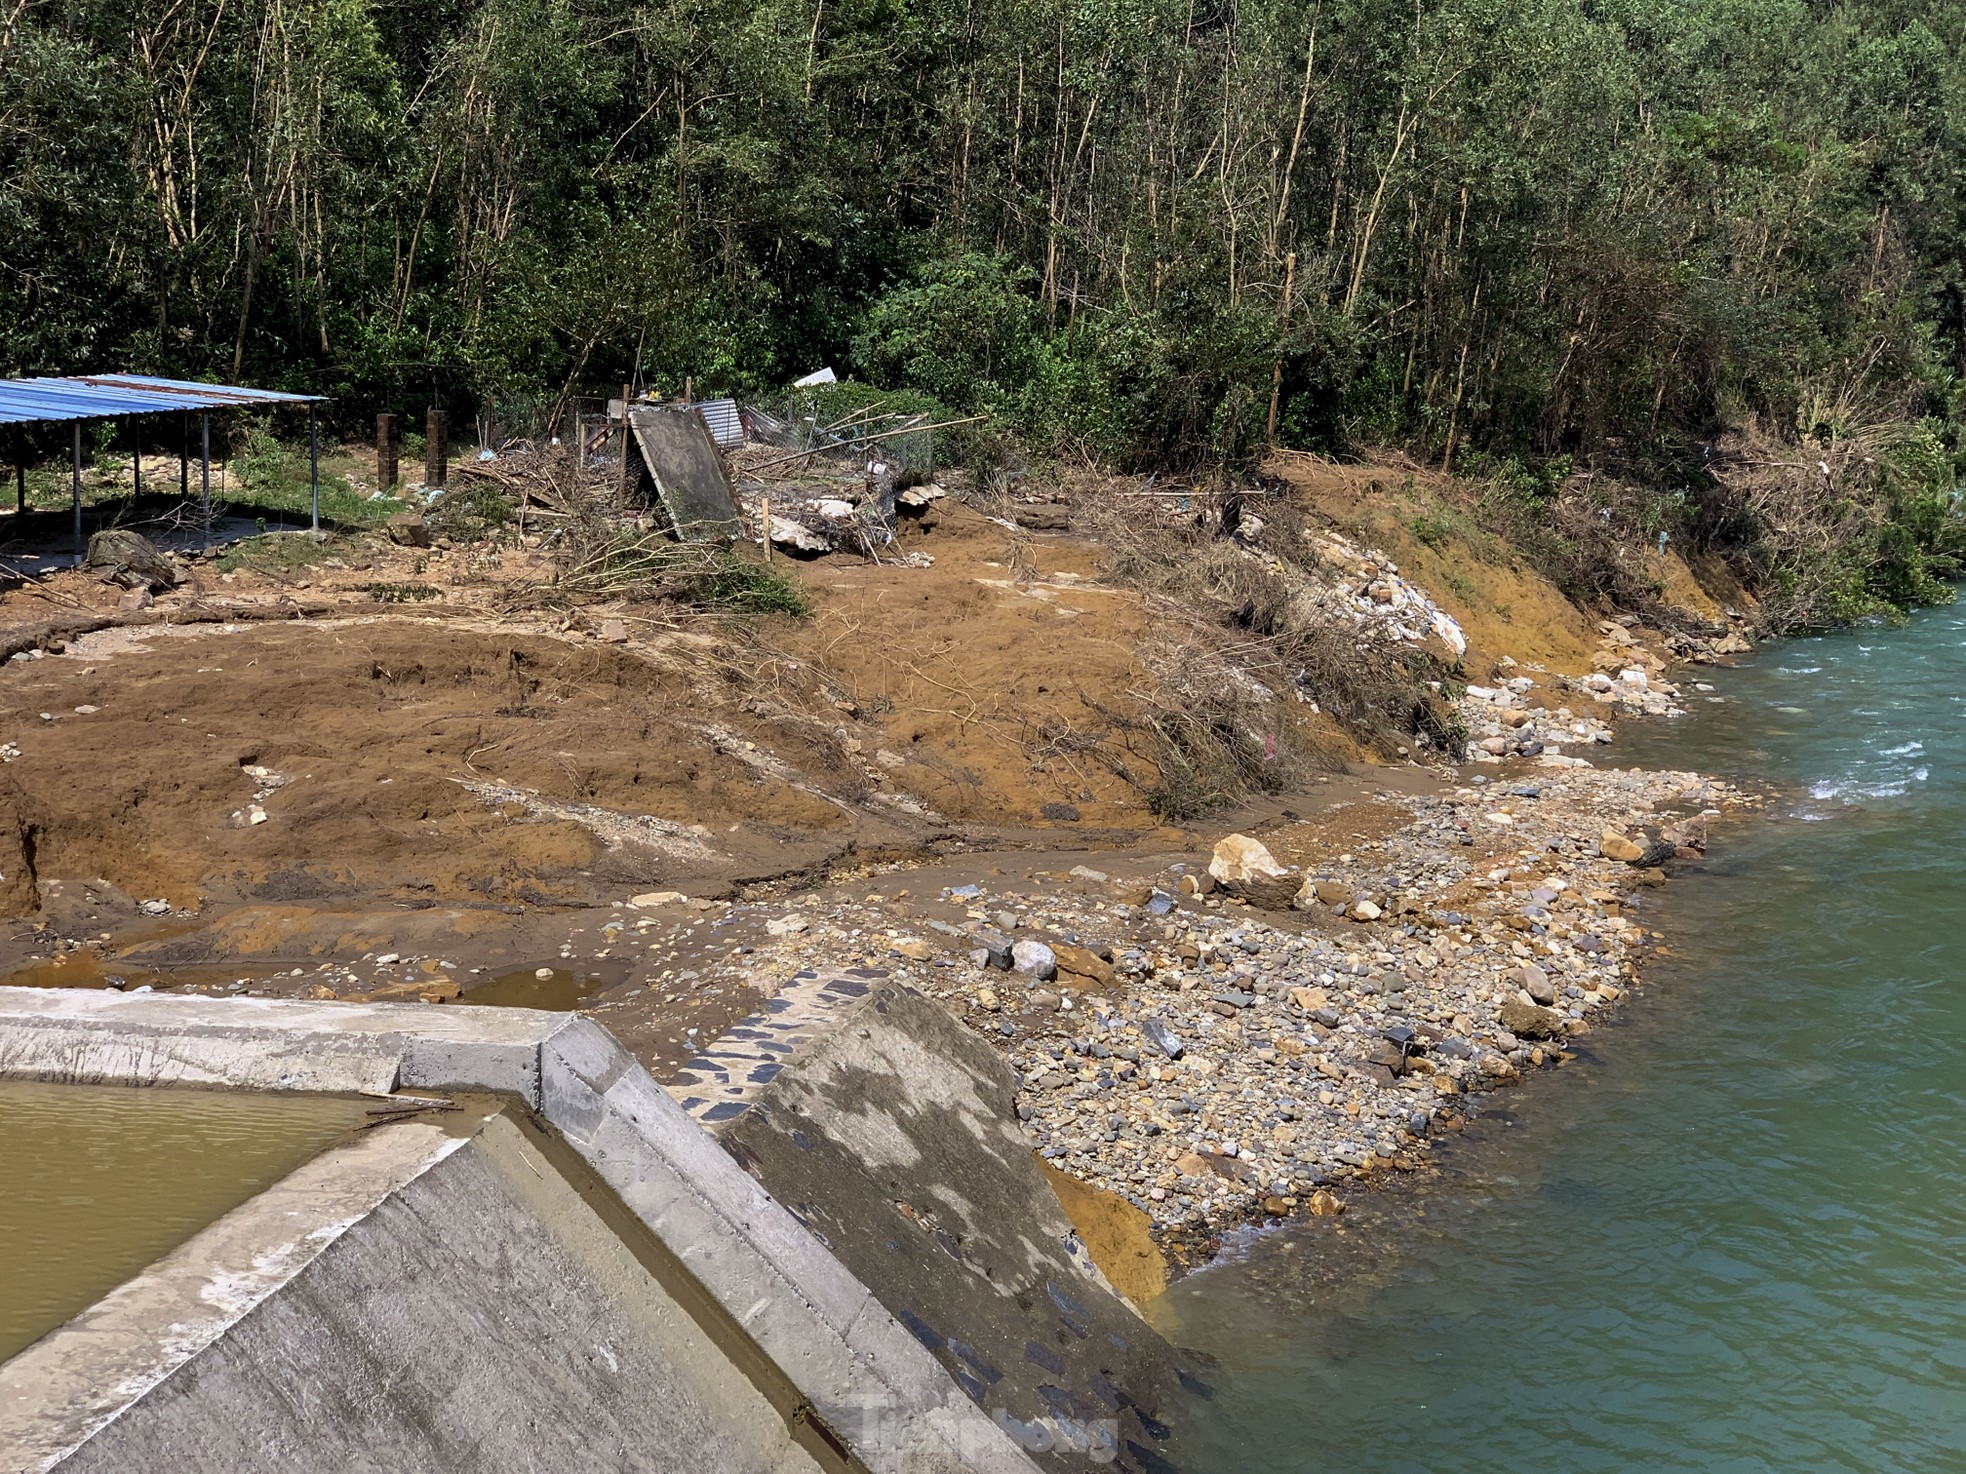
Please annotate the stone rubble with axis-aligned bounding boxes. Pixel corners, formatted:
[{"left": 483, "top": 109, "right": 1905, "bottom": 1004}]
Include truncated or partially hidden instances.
[
  {"left": 1299, "top": 529, "right": 1469, "bottom": 660},
  {"left": 623, "top": 759, "right": 1751, "bottom": 1266},
  {"left": 1454, "top": 615, "right": 1758, "bottom": 765}
]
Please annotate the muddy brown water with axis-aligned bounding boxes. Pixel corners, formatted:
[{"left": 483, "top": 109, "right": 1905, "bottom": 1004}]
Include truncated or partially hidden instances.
[
  {"left": 458, "top": 964, "right": 611, "bottom": 1010},
  {"left": 0, "top": 1081, "right": 372, "bottom": 1363}
]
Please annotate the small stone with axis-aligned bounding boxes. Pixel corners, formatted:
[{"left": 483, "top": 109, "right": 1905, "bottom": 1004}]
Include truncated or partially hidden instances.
[
  {"left": 630, "top": 891, "right": 687, "bottom": 908},
  {"left": 1287, "top": 986, "right": 1329, "bottom": 1012},
  {"left": 766, "top": 915, "right": 810, "bottom": 937},
  {"left": 1029, "top": 990, "right": 1062, "bottom": 1012},
  {"left": 1209, "top": 834, "right": 1298, "bottom": 909},
  {"left": 1350, "top": 899, "right": 1382, "bottom": 922},
  {"left": 890, "top": 937, "right": 933, "bottom": 960},
  {"left": 1500, "top": 999, "right": 1566, "bottom": 1039},
  {"left": 974, "top": 931, "right": 1014, "bottom": 969},
  {"left": 1052, "top": 942, "right": 1115, "bottom": 986},
  {"left": 598, "top": 618, "right": 629, "bottom": 644},
  {"left": 1307, "top": 1190, "right": 1345, "bottom": 1217},
  {"left": 534, "top": 967, "right": 555, "bottom": 980},
  {"left": 1141, "top": 1018, "right": 1184, "bottom": 1059},
  {"left": 118, "top": 588, "right": 153, "bottom": 612},
  {"left": 1512, "top": 964, "right": 1557, "bottom": 1005},
  {"left": 385, "top": 511, "right": 432, "bottom": 547},
  {"left": 1010, "top": 939, "right": 1057, "bottom": 979},
  {"left": 1599, "top": 829, "right": 1645, "bottom": 863}
]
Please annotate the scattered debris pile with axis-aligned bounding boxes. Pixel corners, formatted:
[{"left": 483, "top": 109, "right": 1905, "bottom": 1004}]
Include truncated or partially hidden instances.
[
  {"left": 453, "top": 442, "right": 593, "bottom": 517},
  {"left": 1299, "top": 529, "right": 1469, "bottom": 661},
  {"left": 1457, "top": 666, "right": 1616, "bottom": 764},
  {"left": 727, "top": 399, "right": 969, "bottom": 559}
]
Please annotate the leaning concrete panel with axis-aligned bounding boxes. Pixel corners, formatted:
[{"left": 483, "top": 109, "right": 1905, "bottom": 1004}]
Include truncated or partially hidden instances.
[{"left": 629, "top": 404, "right": 742, "bottom": 539}]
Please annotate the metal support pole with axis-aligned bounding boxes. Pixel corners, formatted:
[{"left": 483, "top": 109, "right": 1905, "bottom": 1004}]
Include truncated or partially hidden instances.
[
  {"left": 200, "top": 412, "right": 211, "bottom": 549},
  {"left": 13, "top": 430, "right": 22, "bottom": 515},
  {"left": 179, "top": 413, "right": 189, "bottom": 499},
  {"left": 130, "top": 419, "right": 140, "bottom": 502},
  {"left": 309, "top": 405, "right": 320, "bottom": 531},
  {"left": 618, "top": 382, "right": 633, "bottom": 497},
  {"left": 424, "top": 408, "right": 448, "bottom": 490},
  {"left": 71, "top": 423, "right": 82, "bottom": 563}
]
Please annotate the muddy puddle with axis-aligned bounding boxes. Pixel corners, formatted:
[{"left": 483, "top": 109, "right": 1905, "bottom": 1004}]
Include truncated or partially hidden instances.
[
  {"left": 457, "top": 964, "right": 614, "bottom": 1010},
  {"left": 0, "top": 951, "right": 258, "bottom": 994},
  {"left": 0, "top": 1081, "right": 373, "bottom": 1362}
]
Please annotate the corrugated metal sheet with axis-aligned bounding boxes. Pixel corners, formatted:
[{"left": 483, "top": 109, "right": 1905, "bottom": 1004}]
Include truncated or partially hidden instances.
[
  {"left": 0, "top": 374, "right": 321, "bottom": 427},
  {"left": 690, "top": 398, "right": 742, "bottom": 447}
]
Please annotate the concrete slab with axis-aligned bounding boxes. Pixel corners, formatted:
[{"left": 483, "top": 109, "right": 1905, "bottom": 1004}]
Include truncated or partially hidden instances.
[
  {"left": 0, "top": 989, "right": 1041, "bottom": 1474},
  {"left": 7, "top": 1106, "right": 834, "bottom": 1473},
  {"left": 0, "top": 987, "right": 556, "bottom": 1099}
]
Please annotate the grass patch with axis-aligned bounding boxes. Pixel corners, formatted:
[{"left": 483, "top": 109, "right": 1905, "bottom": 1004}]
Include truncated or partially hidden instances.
[
  {"left": 687, "top": 555, "right": 811, "bottom": 616},
  {"left": 217, "top": 530, "right": 351, "bottom": 575},
  {"left": 358, "top": 581, "right": 443, "bottom": 603},
  {"left": 1409, "top": 513, "right": 1454, "bottom": 550},
  {"left": 233, "top": 416, "right": 398, "bottom": 529}
]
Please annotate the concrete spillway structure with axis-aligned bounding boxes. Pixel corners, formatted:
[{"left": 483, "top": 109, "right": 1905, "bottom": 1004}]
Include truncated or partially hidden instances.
[{"left": 0, "top": 987, "right": 1043, "bottom": 1474}]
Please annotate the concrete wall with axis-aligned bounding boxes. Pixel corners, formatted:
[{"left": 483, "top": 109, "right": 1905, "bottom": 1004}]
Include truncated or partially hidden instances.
[
  {"left": 716, "top": 984, "right": 1179, "bottom": 1471},
  {"left": 6, "top": 1107, "right": 829, "bottom": 1473},
  {"left": 0, "top": 988, "right": 1042, "bottom": 1474}
]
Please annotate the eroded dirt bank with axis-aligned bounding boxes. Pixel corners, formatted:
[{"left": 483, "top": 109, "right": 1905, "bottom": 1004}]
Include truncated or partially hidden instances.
[{"left": 0, "top": 454, "right": 1752, "bottom": 1282}]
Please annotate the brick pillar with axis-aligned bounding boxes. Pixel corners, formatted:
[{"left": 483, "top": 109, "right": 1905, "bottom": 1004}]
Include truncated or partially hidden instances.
[
  {"left": 377, "top": 413, "right": 399, "bottom": 492},
  {"left": 425, "top": 409, "right": 448, "bottom": 489}
]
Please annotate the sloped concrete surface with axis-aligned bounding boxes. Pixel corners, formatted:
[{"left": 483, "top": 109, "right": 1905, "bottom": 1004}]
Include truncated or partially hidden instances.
[
  {"left": 0, "top": 1112, "right": 471, "bottom": 1471},
  {"left": 0, "top": 987, "right": 1040, "bottom": 1474},
  {"left": 715, "top": 984, "right": 1180, "bottom": 1470},
  {"left": 5, "top": 1107, "right": 837, "bottom": 1474}
]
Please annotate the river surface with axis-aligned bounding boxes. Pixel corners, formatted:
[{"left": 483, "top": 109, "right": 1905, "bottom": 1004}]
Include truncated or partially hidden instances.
[{"left": 1153, "top": 607, "right": 1966, "bottom": 1472}]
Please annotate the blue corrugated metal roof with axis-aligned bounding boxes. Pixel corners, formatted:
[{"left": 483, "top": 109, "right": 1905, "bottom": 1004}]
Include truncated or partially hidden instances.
[{"left": 0, "top": 374, "right": 321, "bottom": 426}]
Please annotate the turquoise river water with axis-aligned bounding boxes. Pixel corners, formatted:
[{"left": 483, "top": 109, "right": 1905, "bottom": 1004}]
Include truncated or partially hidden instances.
[{"left": 1154, "top": 606, "right": 1966, "bottom": 1472}]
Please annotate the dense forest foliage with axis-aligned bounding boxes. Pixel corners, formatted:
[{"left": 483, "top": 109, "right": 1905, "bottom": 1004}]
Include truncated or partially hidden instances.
[{"left": 3, "top": 0, "right": 1964, "bottom": 619}]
